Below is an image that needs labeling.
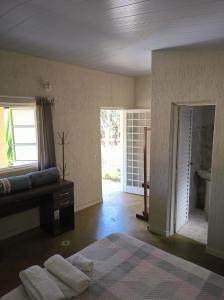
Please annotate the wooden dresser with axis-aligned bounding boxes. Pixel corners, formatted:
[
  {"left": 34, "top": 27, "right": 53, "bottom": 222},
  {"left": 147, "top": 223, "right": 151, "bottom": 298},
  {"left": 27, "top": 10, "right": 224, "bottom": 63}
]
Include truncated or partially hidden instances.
[
  {"left": 0, "top": 180, "right": 75, "bottom": 236},
  {"left": 40, "top": 180, "right": 75, "bottom": 236}
]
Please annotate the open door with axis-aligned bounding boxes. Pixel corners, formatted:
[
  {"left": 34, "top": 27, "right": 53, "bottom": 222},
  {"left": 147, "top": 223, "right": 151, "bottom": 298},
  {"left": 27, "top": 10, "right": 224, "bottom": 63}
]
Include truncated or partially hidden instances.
[
  {"left": 100, "top": 109, "right": 123, "bottom": 198},
  {"left": 175, "top": 106, "right": 193, "bottom": 232},
  {"left": 123, "top": 109, "right": 151, "bottom": 195}
]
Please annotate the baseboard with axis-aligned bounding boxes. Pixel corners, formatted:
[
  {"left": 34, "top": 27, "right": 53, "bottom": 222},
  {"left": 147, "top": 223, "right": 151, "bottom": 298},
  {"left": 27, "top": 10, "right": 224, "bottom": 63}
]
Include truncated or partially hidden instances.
[
  {"left": 206, "top": 246, "right": 224, "bottom": 259},
  {"left": 0, "top": 223, "right": 38, "bottom": 241},
  {"left": 75, "top": 199, "right": 103, "bottom": 212},
  {"left": 148, "top": 226, "right": 169, "bottom": 237}
]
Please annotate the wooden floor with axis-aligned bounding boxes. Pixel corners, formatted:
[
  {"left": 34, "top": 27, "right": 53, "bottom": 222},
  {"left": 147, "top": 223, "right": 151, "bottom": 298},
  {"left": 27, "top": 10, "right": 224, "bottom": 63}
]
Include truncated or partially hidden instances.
[{"left": 1, "top": 191, "right": 224, "bottom": 297}]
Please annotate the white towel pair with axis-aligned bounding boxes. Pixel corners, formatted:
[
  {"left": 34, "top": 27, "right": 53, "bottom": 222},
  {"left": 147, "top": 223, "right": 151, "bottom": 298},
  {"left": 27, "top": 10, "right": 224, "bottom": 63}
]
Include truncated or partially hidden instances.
[
  {"left": 20, "top": 254, "right": 93, "bottom": 300},
  {"left": 19, "top": 265, "right": 65, "bottom": 300},
  {"left": 44, "top": 255, "right": 91, "bottom": 296}
]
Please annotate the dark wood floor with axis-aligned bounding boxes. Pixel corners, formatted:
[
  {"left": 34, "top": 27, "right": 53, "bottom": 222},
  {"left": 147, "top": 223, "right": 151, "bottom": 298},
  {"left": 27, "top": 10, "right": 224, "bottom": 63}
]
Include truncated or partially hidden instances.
[{"left": 1, "top": 191, "right": 224, "bottom": 297}]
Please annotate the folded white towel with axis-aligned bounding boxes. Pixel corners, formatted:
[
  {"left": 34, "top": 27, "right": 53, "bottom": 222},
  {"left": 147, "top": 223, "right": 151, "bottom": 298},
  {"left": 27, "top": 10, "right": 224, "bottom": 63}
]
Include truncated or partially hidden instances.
[
  {"left": 19, "top": 265, "right": 65, "bottom": 300},
  {"left": 68, "top": 253, "right": 94, "bottom": 272},
  {"left": 44, "top": 269, "right": 78, "bottom": 299},
  {"left": 44, "top": 255, "right": 90, "bottom": 295}
]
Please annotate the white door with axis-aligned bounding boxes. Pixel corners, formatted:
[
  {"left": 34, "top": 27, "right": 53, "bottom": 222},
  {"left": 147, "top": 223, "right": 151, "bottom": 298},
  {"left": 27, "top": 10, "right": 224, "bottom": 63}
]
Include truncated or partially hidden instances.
[
  {"left": 175, "top": 106, "right": 193, "bottom": 232},
  {"left": 124, "top": 109, "right": 151, "bottom": 195}
]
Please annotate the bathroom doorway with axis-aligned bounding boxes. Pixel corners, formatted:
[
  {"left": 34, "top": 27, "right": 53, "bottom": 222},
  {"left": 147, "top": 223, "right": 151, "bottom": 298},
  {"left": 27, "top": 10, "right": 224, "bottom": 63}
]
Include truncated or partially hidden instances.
[{"left": 172, "top": 104, "right": 215, "bottom": 244}]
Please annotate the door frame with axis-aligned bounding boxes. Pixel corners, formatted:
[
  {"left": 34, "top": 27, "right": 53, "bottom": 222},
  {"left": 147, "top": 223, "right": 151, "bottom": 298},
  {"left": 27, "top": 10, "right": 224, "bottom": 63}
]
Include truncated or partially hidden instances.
[
  {"left": 100, "top": 107, "right": 124, "bottom": 193},
  {"left": 169, "top": 102, "right": 216, "bottom": 236}
]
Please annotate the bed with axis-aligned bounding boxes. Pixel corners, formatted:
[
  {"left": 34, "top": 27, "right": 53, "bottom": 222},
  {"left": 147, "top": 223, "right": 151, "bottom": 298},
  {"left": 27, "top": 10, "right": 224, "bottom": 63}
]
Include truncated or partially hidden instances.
[{"left": 2, "top": 233, "right": 224, "bottom": 299}]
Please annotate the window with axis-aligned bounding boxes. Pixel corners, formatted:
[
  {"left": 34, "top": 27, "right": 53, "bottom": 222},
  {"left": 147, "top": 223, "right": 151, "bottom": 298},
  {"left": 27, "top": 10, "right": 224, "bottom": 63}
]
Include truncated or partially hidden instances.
[{"left": 0, "top": 106, "right": 38, "bottom": 169}]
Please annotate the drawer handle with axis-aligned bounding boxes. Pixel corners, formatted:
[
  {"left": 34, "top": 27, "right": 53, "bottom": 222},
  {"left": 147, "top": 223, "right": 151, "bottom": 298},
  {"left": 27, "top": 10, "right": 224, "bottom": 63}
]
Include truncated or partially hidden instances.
[
  {"left": 60, "top": 200, "right": 70, "bottom": 206},
  {"left": 60, "top": 192, "right": 70, "bottom": 197}
]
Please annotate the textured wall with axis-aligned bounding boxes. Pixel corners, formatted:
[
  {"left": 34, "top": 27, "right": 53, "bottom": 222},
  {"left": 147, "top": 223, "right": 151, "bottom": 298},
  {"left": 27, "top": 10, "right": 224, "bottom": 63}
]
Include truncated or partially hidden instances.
[
  {"left": 150, "top": 48, "right": 224, "bottom": 258},
  {"left": 0, "top": 50, "right": 134, "bottom": 239},
  {"left": 134, "top": 75, "right": 151, "bottom": 108}
]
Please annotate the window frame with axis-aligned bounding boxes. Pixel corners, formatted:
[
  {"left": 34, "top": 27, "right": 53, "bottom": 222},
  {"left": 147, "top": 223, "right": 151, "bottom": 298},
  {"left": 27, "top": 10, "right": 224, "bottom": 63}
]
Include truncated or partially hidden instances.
[
  {"left": 10, "top": 107, "right": 38, "bottom": 162},
  {"left": 0, "top": 102, "right": 38, "bottom": 174}
]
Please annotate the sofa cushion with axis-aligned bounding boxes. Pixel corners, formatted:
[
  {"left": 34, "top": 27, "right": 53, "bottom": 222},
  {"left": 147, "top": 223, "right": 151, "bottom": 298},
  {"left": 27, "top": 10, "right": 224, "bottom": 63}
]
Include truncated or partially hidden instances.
[
  {"left": 28, "top": 167, "right": 60, "bottom": 188},
  {"left": 0, "top": 175, "right": 32, "bottom": 195}
]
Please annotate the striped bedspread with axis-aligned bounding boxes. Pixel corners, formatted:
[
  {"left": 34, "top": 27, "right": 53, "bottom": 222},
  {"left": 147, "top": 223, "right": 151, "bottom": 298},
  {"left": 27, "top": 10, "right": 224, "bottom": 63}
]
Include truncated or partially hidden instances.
[{"left": 2, "top": 233, "right": 224, "bottom": 299}]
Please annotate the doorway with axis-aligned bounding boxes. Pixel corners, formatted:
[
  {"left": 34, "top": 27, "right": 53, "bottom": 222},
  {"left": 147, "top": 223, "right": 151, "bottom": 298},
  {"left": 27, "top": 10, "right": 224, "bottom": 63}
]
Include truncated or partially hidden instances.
[
  {"left": 172, "top": 104, "right": 215, "bottom": 244},
  {"left": 100, "top": 109, "right": 123, "bottom": 198}
]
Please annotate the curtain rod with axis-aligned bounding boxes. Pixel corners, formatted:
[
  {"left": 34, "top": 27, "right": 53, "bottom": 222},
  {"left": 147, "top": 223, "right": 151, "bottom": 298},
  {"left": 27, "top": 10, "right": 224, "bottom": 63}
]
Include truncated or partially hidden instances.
[{"left": 0, "top": 95, "right": 55, "bottom": 101}]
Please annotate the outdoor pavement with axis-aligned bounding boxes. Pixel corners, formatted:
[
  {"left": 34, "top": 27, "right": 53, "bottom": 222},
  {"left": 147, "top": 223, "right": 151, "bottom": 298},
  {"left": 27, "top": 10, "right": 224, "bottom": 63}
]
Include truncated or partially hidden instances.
[{"left": 102, "top": 179, "right": 122, "bottom": 199}]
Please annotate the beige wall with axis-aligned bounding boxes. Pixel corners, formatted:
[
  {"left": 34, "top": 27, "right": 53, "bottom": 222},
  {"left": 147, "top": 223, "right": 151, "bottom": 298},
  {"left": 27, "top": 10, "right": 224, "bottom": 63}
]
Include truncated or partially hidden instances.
[
  {"left": 134, "top": 75, "right": 151, "bottom": 108},
  {"left": 0, "top": 50, "right": 134, "bottom": 239},
  {"left": 150, "top": 48, "right": 224, "bottom": 258}
]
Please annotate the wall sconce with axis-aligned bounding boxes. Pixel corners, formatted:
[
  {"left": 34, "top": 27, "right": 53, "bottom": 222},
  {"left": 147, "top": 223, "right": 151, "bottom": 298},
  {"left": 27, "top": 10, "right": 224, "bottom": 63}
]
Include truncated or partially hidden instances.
[{"left": 42, "top": 80, "right": 52, "bottom": 92}]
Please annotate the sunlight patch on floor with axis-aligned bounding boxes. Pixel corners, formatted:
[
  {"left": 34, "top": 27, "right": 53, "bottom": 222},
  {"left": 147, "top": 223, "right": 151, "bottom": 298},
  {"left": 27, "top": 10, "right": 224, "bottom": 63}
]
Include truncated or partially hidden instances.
[{"left": 102, "top": 179, "right": 122, "bottom": 199}]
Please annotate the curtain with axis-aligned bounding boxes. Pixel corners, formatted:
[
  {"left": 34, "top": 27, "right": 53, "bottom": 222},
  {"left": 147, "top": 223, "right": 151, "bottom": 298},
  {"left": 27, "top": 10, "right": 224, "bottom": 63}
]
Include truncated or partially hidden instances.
[{"left": 36, "top": 96, "right": 56, "bottom": 170}]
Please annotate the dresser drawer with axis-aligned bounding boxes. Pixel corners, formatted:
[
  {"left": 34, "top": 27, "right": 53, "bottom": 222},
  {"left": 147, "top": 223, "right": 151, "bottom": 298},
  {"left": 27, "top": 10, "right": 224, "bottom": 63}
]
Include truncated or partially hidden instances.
[{"left": 54, "top": 188, "right": 73, "bottom": 208}]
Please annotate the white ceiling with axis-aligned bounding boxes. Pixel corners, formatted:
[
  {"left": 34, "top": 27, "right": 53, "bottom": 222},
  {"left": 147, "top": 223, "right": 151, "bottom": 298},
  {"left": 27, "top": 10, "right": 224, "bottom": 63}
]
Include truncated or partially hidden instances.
[{"left": 0, "top": 0, "right": 224, "bottom": 76}]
